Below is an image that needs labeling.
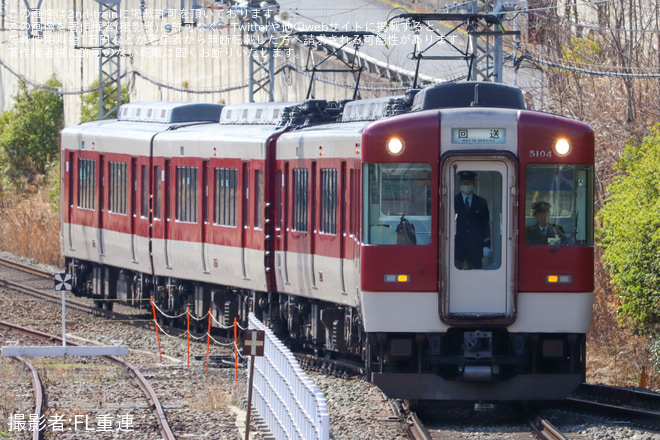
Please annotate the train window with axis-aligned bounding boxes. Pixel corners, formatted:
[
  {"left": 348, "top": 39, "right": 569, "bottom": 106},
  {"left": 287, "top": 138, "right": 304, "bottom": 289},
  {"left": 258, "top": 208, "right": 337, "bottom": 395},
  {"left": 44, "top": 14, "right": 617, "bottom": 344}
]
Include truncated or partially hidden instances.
[
  {"left": 176, "top": 166, "right": 198, "bottom": 223},
  {"left": 109, "top": 161, "right": 127, "bottom": 215},
  {"left": 525, "top": 164, "right": 593, "bottom": 246},
  {"left": 349, "top": 169, "right": 355, "bottom": 236},
  {"left": 154, "top": 166, "right": 161, "bottom": 220},
  {"left": 320, "top": 168, "right": 337, "bottom": 235},
  {"left": 141, "top": 165, "right": 149, "bottom": 218},
  {"left": 77, "top": 158, "right": 96, "bottom": 210},
  {"left": 254, "top": 170, "right": 264, "bottom": 229},
  {"left": 292, "top": 168, "right": 309, "bottom": 232},
  {"left": 214, "top": 167, "right": 237, "bottom": 226},
  {"left": 275, "top": 170, "right": 282, "bottom": 230},
  {"left": 364, "top": 163, "right": 432, "bottom": 245}
]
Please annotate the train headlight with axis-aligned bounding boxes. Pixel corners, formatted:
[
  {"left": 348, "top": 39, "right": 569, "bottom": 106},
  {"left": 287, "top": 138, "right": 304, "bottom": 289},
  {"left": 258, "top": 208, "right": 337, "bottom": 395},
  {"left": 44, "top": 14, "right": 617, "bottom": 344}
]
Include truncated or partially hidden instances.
[
  {"left": 386, "top": 138, "right": 404, "bottom": 155},
  {"left": 554, "top": 139, "right": 571, "bottom": 156}
]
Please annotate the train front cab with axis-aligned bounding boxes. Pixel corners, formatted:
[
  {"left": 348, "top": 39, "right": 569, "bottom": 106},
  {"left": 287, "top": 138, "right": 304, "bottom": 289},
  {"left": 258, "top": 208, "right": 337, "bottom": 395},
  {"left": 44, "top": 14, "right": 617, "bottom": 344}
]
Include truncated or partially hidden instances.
[{"left": 361, "top": 106, "right": 594, "bottom": 401}]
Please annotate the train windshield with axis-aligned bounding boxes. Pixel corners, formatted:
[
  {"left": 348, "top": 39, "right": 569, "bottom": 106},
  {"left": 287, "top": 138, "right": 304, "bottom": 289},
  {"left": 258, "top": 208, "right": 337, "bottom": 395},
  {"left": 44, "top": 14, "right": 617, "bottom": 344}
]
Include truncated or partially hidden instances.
[
  {"left": 524, "top": 164, "right": 594, "bottom": 246},
  {"left": 364, "top": 163, "right": 433, "bottom": 245}
]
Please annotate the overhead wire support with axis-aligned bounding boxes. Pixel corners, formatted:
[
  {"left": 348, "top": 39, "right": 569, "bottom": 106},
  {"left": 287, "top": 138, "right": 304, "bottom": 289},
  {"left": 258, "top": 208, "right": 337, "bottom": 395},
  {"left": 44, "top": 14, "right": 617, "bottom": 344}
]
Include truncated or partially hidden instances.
[
  {"left": 96, "top": 0, "right": 121, "bottom": 120},
  {"left": 23, "top": 0, "right": 43, "bottom": 38},
  {"left": 234, "top": 1, "right": 280, "bottom": 103},
  {"left": 290, "top": 30, "right": 377, "bottom": 100},
  {"left": 386, "top": 4, "right": 520, "bottom": 85}
]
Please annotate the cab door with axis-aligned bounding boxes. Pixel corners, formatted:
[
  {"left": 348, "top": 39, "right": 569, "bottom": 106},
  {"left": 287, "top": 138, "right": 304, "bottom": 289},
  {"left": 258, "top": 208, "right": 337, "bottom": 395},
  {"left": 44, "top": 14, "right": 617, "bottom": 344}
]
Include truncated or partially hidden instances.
[{"left": 444, "top": 157, "right": 516, "bottom": 319}]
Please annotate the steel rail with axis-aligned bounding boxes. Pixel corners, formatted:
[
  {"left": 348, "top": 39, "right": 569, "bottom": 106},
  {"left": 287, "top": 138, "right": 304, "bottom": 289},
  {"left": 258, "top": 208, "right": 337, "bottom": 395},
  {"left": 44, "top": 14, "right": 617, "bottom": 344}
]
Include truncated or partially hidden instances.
[
  {"left": 10, "top": 355, "right": 45, "bottom": 440},
  {"left": 568, "top": 382, "right": 660, "bottom": 418},
  {"left": 0, "top": 256, "right": 55, "bottom": 279},
  {"left": 529, "top": 415, "right": 568, "bottom": 440},
  {"left": 408, "top": 410, "right": 433, "bottom": 440},
  {"left": 0, "top": 320, "right": 176, "bottom": 440},
  {"left": 0, "top": 276, "right": 108, "bottom": 314}
]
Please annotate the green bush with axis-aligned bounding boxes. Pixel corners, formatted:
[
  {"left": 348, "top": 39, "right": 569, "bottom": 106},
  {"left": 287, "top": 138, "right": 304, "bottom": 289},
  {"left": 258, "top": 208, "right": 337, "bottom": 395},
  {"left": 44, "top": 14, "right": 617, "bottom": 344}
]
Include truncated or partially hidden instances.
[{"left": 599, "top": 124, "right": 660, "bottom": 335}]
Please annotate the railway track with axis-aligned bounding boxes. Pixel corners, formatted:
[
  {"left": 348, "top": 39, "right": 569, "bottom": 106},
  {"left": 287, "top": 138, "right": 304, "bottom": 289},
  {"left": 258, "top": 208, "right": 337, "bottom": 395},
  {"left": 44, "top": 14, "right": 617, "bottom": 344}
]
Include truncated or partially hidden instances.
[
  {"left": 407, "top": 402, "right": 576, "bottom": 440},
  {"left": 0, "top": 320, "right": 175, "bottom": 440},
  {"left": 5, "top": 355, "right": 43, "bottom": 440},
  {"left": 5, "top": 255, "right": 660, "bottom": 439},
  {"left": 0, "top": 255, "right": 413, "bottom": 439},
  {"left": 0, "top": 256, "right": 154, "bottom": 324},
  {"left": 406, "top": 388, "right": 660, "bottom": 440}
]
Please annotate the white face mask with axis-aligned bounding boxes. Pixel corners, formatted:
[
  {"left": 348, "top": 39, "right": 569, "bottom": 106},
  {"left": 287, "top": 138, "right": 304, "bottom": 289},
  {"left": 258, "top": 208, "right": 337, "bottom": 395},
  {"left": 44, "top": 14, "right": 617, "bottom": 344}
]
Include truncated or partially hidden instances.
[{"left": 460, "top": 185, "right": 474, "bottom": 195}]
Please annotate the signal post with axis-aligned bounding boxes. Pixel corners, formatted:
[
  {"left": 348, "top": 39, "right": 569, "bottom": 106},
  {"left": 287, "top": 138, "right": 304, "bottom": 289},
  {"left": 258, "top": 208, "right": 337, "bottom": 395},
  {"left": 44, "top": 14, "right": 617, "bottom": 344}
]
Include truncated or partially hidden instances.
[{"left": 243, "top": 329, "right": 265, "bottom": 440}]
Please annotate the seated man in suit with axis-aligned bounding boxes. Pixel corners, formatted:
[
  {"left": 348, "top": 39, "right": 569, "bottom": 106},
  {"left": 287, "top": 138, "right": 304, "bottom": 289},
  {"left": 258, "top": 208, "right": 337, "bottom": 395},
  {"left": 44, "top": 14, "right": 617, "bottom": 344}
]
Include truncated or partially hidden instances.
[{"left": 526, "top": 201, "right": 566, "bottom": 245}]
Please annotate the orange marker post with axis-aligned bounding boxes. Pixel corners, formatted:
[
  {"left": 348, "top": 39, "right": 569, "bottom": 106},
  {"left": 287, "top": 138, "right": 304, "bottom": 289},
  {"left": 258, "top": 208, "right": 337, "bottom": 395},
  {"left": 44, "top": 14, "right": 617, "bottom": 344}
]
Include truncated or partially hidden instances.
[
  {"left": 186, "top": 306, "right": 191, "bottom": 369},
  {"left": 205, "top": 308, "right": 212, "bottom": 374},
  {"left": 150, "top": 297, "right": 162, "bottom": 361}
]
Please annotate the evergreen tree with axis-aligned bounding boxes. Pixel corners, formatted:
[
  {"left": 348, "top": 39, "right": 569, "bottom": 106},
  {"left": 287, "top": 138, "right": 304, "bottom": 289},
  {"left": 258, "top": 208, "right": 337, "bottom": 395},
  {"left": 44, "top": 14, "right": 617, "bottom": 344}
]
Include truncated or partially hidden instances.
[{"left": 0, "top": 76, "right": 63, "bottom": 191}]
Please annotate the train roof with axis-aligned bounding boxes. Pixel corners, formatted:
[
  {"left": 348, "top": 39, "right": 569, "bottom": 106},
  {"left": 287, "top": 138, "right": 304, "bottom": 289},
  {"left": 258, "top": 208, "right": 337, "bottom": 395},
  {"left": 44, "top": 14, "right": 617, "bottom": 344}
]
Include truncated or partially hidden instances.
[
  {"left": 61, "top": 82, "right": 529, "bottom": 153},
  {"left": 411, "top": 82, "right": 525, "bottom": 111},
  {"left": 118, "top": 101, "right": 224, "bottom": 123},
  {"left": 220, "top": 102, "right": 299, "bottom": 125}
]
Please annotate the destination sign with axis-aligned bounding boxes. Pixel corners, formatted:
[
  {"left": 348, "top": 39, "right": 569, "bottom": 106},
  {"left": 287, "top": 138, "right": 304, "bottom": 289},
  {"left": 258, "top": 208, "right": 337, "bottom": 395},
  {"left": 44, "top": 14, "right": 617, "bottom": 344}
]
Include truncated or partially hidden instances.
[{"left": 451, "top": 128, "right": 506, "bottom": 144}]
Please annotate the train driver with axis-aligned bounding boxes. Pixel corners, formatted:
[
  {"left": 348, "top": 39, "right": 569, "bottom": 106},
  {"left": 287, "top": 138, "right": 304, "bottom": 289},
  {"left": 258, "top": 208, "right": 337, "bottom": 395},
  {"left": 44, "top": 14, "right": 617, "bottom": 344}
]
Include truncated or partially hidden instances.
[
  {"left": 526, "top": 201, "right": 566, "bottom": 245},
  {"left": 454, "top": 171, "right": 491, "bottom": 270}
]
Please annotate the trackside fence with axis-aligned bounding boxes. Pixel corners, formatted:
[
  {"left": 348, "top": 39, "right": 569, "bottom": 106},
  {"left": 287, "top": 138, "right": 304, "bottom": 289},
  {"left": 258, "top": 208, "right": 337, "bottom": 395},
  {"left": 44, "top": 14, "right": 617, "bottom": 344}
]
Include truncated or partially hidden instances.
[{"left": 248, "top": 313, "right": 330, "bottom": 440}]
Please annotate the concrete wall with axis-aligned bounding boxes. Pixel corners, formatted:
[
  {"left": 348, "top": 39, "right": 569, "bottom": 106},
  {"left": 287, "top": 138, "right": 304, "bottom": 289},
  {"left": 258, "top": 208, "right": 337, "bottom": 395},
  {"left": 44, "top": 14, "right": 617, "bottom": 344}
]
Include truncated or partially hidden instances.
[{"left": 0, "top": 0, "right": 404, "bottom": 125}]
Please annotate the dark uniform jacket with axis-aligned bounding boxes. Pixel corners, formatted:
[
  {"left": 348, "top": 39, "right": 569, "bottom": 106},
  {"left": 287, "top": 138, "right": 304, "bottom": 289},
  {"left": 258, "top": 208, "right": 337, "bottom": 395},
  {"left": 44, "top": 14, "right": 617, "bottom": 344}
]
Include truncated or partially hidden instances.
[
  {"left": 525, "top": 223, "right": 566, "bottom": 245},
  {"left": 454, "top": 193, "right": 491, "bottom": 269}
]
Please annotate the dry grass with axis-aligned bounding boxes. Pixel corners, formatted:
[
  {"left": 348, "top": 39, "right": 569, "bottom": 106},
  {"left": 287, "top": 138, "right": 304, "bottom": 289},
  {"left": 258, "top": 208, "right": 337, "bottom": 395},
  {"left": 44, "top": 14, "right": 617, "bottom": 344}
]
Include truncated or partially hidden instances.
[
  {"left": 0, "top": 189, "right": 63, "bottom": 267},
  {"left": 187, "top": 375, "right": 237, "bottom": 411}
]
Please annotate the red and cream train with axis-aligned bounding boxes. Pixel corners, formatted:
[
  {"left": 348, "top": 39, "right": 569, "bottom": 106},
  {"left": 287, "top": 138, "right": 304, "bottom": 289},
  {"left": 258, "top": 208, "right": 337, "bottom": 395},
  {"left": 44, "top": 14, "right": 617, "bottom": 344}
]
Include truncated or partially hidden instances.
[{"left": 60, "top": 82, "right": 595, "bottom": 400}]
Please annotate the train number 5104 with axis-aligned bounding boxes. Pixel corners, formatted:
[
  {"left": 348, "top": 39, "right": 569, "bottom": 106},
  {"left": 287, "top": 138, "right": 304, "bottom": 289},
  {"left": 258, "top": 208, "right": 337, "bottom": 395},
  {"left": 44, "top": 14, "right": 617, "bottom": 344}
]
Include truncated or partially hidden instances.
[{"left": 530, "top": 149, "right": 552, "bottom": 158}]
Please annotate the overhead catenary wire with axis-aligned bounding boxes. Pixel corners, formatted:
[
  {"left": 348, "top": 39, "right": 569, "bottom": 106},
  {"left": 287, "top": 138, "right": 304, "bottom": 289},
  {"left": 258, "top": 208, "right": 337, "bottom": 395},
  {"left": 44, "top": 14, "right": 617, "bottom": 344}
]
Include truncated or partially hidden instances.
[
  {"left": 516, "top": 53, "right": 660, "bottom": 78},
  {"left": 1, "top": 0, "right": 658, "bottom": 101}
]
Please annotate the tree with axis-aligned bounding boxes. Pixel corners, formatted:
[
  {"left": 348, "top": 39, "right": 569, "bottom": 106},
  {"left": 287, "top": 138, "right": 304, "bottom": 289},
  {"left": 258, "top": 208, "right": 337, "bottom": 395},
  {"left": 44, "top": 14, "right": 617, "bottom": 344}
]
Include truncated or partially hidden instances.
[
  {"left": 80, "top": 78, "right": 130, "bottom": 123},
  {"left": 598, "top": 125, "right": 660, "bottom": 335},
  {"left": 0, "top": 76, "right": 63, "bottom": 191}
]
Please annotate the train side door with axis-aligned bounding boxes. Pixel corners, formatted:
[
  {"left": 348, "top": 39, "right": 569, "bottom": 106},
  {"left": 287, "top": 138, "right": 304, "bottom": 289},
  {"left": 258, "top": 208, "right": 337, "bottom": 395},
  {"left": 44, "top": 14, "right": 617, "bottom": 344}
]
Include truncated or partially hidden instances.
[
  {"left": 131, "top": 158, "right": 138, "bottom": 262},
  {"left": 241, "top": 162, "right": 250, "bottom": 280},
  {"left": 150, "top": 162, "right": 164, "bottom": 269},
  {"left": 98, "top": 155, "right": 105, "bottom": 256},
  {"left": 310, "top": 161, "right": 317, "bottom": 288},
  {"left": 66, "top": 151, "right": 75, "bottom": 250},
  {"left": 201, "top": 160, "right": 210, "bottom": 273},
  {"left": 339, "top": 162, "right": 347, "bottom": 293},
  {"left": 444, "top": 158, "right": 515, "bottom": 318},
  {"left": 164, "top": 160, "right": 172, "bottom": 268},
  {"left": 277, "top": 163, "right": 290, "bottom": 285}
]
